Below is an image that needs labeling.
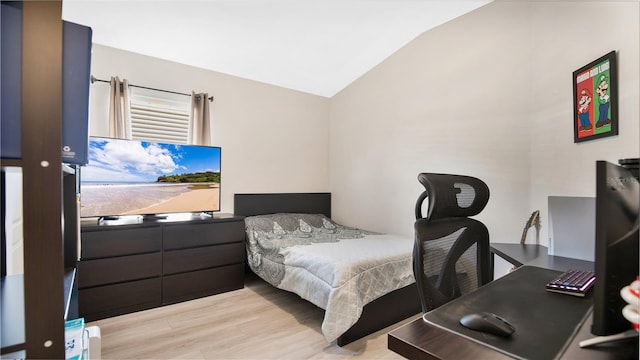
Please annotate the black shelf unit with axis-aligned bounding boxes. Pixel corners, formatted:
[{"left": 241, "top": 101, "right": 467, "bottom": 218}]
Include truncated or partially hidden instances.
[
  {"left": 0, "top": 2, "right": 76, "bottom": 358},
  {"left": 0, "top": 164, "right": 79, "bottom": 358},
  {"left": 0, "top": 269, "right": 75, "bottom": 356}
]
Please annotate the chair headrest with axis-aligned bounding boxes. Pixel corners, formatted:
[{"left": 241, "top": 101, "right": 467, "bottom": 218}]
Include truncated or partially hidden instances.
[{"left": 416, "top": 173, "right": 490, "bottom": 220}]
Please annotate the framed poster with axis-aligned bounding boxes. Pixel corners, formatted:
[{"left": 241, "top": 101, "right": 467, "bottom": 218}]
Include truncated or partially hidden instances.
[{"left": 572, "top": 51, "right": 617, "bottom": 143}]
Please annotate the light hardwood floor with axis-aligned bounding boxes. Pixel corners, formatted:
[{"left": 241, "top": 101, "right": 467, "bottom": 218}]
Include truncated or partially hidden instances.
[{"left": 87, "top": 273, "right": 419, "bottom": 359}]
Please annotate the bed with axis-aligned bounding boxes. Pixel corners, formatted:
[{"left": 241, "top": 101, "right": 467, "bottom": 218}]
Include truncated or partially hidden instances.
[{"left": 234, "top": 192, "right": 421, "bottom": 346}]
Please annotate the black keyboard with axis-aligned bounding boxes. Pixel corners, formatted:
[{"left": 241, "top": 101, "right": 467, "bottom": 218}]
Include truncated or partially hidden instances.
[{"left": 545, "top": 269, "right": 595, "bottom": 297}]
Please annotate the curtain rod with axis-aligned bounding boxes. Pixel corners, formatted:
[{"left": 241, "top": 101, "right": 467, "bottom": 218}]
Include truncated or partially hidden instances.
[{"left": 90, "top": 75, "right": 214, "bottom": 102}]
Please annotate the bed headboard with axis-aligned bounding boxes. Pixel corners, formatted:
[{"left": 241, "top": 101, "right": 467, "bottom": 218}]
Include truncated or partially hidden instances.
[{"left": 234, "top": 193, "right": 331, "bottom": 218}]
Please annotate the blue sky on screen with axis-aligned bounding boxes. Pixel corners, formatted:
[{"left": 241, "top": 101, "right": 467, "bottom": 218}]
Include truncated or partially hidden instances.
[{"left": 82, "top": 137, "right": 221, "bottom": 183}]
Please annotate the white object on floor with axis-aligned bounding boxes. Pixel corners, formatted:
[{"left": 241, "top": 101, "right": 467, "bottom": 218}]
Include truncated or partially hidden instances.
[{"left": 86, "top": 326, "right": 101, "bottom": 360}]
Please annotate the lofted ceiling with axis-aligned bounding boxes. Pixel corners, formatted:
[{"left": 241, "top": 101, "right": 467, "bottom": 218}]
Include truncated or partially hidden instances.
[{"left": 62, "top": 0, "right": 491, "bottom": 97}]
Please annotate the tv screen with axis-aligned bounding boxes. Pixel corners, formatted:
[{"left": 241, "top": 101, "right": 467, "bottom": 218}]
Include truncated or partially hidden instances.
[{"left": 80, "top": 137, "right": 221, "bottom": 218}]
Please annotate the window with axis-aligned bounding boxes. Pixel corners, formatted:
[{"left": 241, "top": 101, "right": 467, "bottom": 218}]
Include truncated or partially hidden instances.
[{"left": 129, "top": 87, "right": 191, "bottom": 144}]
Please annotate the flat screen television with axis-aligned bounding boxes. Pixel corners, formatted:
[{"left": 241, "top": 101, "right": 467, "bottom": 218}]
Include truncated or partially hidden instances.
[
  {"left": 590, "top": 160, "right": 639, "bottom": 338},
  {"left": 80, "top": 136, "right": 221, "bottom": 219}
]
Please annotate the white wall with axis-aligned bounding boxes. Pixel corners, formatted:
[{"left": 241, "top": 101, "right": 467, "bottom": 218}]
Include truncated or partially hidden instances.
[
  {"left": 329, "top": 0, "right": 639, "bottom": 254},
  {"left": 3, "top": 167, "right": 24, "bottom": 275},
  {"left": 89, "top": 45, "right": 331, "bottom": 214},
  {"left": 330, "top": 2, "right": 532, "bottom": 247},
  {"left": 528, "top": 1, "right": 640, "bottom": 244}
]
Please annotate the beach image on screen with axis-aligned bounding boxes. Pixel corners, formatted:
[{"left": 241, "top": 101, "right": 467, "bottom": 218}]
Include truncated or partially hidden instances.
[{"left": 80, "top": 137, "right": 221, "bottom": 217}]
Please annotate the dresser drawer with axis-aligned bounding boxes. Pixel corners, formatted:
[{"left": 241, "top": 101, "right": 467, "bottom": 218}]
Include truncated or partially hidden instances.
[
  {"left": 81, "top": 226, "right": 162, "bottom": 259},
  {"left": 163, "top": 242, "right": 244, "bottom": 275},
  {"left": 163, "top": 263, "right": 244, "bottom": 304},
  {"left": 78, "top": 252, "right": 161, "bottom": 288},
  {"left": 79, "top": 277, "right": 161, "bottom": 321},
  {"left": 163, "top": 220, "right": 245, "bottom": 250}
]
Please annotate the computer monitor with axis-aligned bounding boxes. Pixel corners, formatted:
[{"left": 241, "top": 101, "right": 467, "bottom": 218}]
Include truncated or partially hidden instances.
[{"left": 591, "top": 160, "right": 640, "bottom": 336}]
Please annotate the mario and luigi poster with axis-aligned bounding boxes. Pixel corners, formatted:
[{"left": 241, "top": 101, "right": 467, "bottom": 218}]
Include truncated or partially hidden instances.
[{"left": 573, "top": 51, "right": 618, "bottom": 143}]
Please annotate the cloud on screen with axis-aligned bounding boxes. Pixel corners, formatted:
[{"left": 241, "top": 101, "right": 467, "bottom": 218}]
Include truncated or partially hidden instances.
[{"left": 85, "top": 138, "right": 184, "bottom": 182}]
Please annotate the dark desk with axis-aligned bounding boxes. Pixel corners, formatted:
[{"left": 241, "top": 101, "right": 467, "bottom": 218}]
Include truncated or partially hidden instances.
[
  {"left": 388, "top": 264, "right": 638, "bottom": 360},
  {"left": 388, "top": 311, "right": 637, "bottom": 360},
  {"left": 491, "top": 242, "right": 594, "bottom": 272}
]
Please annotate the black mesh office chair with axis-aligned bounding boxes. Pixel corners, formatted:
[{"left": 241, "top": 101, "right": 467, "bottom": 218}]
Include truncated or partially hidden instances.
[{"left": 413, "top": 173, "right": 493, "bottom": 313}]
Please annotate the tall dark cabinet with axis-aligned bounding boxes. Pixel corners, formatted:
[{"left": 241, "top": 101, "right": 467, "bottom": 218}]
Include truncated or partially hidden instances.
[{"left": 0, "top": 2, "right": 88, "bottom": 358}]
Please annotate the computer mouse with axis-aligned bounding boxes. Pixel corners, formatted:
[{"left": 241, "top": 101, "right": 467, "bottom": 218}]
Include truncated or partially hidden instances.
[{"left": 459, "top": 312, "right": 515, "bottom": 337}]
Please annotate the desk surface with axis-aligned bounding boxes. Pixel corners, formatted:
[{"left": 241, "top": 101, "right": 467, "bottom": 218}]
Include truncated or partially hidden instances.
[
  {"left": 388, "top": 311, "right": 637, "bottom": 360},
  {"left": 491, "top": 243, "right": 594, "bottom": 272},
  {"left": 388, "top": 264, "right": 638, "bottom": 360}
]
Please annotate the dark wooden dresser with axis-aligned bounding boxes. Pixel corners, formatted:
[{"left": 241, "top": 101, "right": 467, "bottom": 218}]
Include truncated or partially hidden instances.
[{"left": 78, "top": 214, "right": 245, "bottom": 321}]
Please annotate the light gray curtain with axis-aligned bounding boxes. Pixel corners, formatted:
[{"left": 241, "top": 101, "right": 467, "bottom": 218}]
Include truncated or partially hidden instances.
[
  {"left": 189, "top": 92, "right": 212, "bottom": 145},
  {"left": 108, "top": 76, "right": 132, "bottom": 139}
]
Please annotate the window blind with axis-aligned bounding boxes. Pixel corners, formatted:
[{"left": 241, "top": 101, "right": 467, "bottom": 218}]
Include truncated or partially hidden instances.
[{"left": 129, "top": 88, "right": 190, "bottom": 144}]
